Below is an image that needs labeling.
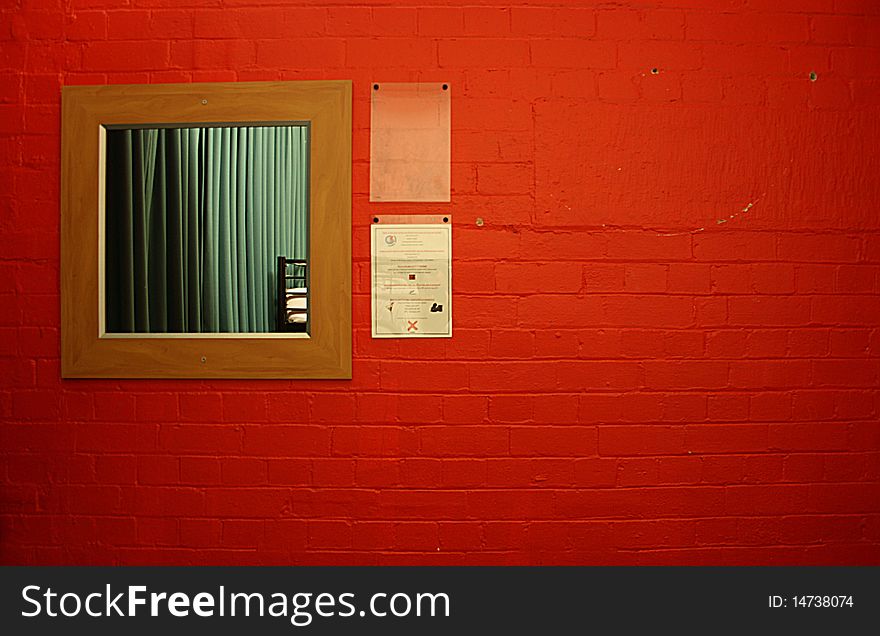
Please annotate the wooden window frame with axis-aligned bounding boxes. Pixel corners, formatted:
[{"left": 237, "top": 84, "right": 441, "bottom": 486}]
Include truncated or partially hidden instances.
[{"left": 61, "top": 80, "right": 351, "bottom": 379}]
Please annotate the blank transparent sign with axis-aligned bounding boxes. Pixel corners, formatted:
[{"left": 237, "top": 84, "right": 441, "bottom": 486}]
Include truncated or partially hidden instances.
[{"left": 370, "top": 82, "right": 450, "bottom": 202}]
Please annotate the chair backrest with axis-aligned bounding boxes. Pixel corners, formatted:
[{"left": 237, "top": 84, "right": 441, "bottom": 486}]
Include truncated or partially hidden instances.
[{"left": 276, "top": 256, "right": 309, "bottom": 332}]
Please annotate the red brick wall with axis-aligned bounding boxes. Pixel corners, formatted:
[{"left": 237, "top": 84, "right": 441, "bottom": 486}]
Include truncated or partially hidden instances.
[{"left": 2, "top": 0, "right": 880, "bottom": 565}]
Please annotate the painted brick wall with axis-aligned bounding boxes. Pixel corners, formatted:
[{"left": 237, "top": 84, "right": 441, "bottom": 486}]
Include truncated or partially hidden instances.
[{"left": 2, "top": 0, "right": 880, "bottom": 565}]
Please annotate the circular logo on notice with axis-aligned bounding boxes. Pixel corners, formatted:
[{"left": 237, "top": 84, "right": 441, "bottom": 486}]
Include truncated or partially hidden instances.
[{"left": 384, "top": 234, "right": 397, "bottom": 246}]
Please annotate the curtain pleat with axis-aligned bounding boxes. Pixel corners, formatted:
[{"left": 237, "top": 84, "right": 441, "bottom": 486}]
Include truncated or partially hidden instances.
[
  {"left": 105, "top": 125, "right": 307, "bottom": 333},
  {"left": 132, "top": 130, "right": 150, "bottom": 332},
  {"left": 253, "top": 128, "right": 265, "bottom": 333}
]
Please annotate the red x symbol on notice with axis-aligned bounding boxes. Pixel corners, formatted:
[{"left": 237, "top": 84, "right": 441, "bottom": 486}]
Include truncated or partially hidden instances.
[{"left": 407, "top": 320, "right": 419, "bottom": 332}]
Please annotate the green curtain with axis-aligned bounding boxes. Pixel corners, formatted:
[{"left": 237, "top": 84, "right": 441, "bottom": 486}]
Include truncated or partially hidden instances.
[{"left": 105, "top": 125, "right": 308, "bottom": 333}]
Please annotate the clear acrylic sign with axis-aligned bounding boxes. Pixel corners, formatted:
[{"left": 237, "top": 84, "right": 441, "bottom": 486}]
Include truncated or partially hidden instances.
[{"left": 370, "top": 83, "right": 450, "bottom": 202}]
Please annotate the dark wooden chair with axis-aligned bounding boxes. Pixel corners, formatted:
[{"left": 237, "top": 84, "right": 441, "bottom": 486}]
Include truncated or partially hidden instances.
[{"left": 276, "top": 256, "right": 308, "bottom": 332}]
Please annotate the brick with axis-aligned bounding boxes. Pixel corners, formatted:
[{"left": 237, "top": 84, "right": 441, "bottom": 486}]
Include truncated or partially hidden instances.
[
  {"left": 644, "top": 361, "right": 728, "bottom": 389},
  {"left": 310, "top": 393, "right": 356, "bottom": 423},
  {"left": 687, "top": 12, "right": 808, "bottom": 43},
  {"left": 267, "top": 459, "right": 309, "bottom": 486},
  {"left": 495, "top": 262, "right": 582, "bottom": 294},
  {"left": 750, "top": 392, "right": 792, "bottom": 421},
  {"left": 667, "top": 332, "right": 705, "bottom": 358},
  {"left": 597, "top": 72, "right": 639, "bottom": 102},
  {"left": 510, "top": 8, "right": 556, "bottom": 35},
  {"left": 788, "top": 329, "right": 829, "bottom": 357},
  {"left": 135, "top": 394, "right": 178, "bottom": 422},
  {"left": 65, "top": 11, "right": 106, "bottom": 41},
  {"left": 531, "top": 40, "right": 616, "bottom": 69},
  {"left": 82, "top": 41, "right": 170, "bottom": 71},
  {"left": 439, "top": 39, "right": 529, "bottom": 68},
  {"left": 309, "top": 520, "right": 351, "bottom": 550},
  {"left": 12, "top": 390, "right": 60, "bottom": 420},
  {"left": 791, "top": 391, "right": 836, "bottom": 422},
  {"left": 770, "top": 423, "right": 848, "bottom": 452},
  {"left": 400, "top": 458, "right": 441, "bottom": 488},
  {"left": 221, "top": 458, "right": 267, "bottom": 485},
  {"left": 612, "top": 520, "right": 695, "bottom": 548},
  {"left": 573, "top": 458, "right": 617, "bottom": 487},
  {"left": 442, "top": 396, "right": 488, "bottom": 424},
  {"left": 599, "top": 426, "right": 687, "bottom": 456},
  {"left": 580, "top": 393, "right": 663, "bottom": 423},
  {"left": 812, "top": 296, "right": 880, "bottom": 325},
  {"left": 728, "top": 297, "right": 811, "bottom": 326},
  {"left": 661, "top": 393, "right": 707, "bottom": 422},
  {"left": 106, "top": 10, "right": 151, "bottom": 40},
  {"left": 829, "top": 329, "right": 871, "bottom": 357},
  {"left": 476, "top": 163, "right": 532, "bottom": 195},
  {"left": 604, "top": 296, "right": 695, "bottom": 328},
  {"left": 708, "top": 394, "right": 750, "bottom": 421},
  {"left": 638, "top": 70, "right": 683, "bottom": 103},
  {"left": 554, "top": 8, "right": 597, "bottom": 37},
  {"left": 417, "top": 8, "right": 463, "bottom": 37},
  {"left": 256, "top": 39, "right": 344, "bottom": 69},
  {"left": 522, "top": 231, "right": 606, "bottom": 260},
  {"left": 138, "top": 518, "right": 178, "bottom": 545},
  {"left": 835, "top": 265, "right": 876, "bottom": 292},
  {"left": 489, "top": 394, "right": 532, "bottom": 422},
  {"left": 750, "top": 264, "right": 795, "bottom": 294},
  {"left": 381, "top": 361, "right": 468, "bottom": 392},
  {"left": 160, "top": 425, "right": 240, "bottom": 453},
  {"left": 180, "top": 457, "right": 221, "bottom": 485},
  {"left": 470, "top": 361, "right": 558, "bottom": 392},
  {"left": 621, "top": 330, "right": 665, "bottom": 358},
  {"left": 331, "top": 426, "right": 419, "bottom": 457},
  {"left": 835, "top": 391, "right": 875, "bottom": 420},
  {"left": 242, "top": 425, "right": 329, "bottom": 457},
  {"left": 371, "top": 8, "right": 417, "bottom": 36},
  {"left": 394, "top": 522, "right": 438, "bottom": 551},
  {"left": 812, "top": 360, "right": 879, "bottom": 387},
  {"left": 694, "top": 232, "right": 776, "bottom": 262},
  {"left": 556, "top": 361, "right": 643, "bottom": 391},
  {"left": 745, "top": 330, "right": 788, "bottom": 358},
  {"left": 607, "top": 232, "right": 692, "bottom": 261},
  {"left": 357, "top": 459, "right": 399, "bottom": 488},
  {"left": 179, "top": 393, "right": 223, "bottom": 422},
  {"left": 441, "top": 459, "right": 485, "bottom": 488},
  {"left": 222, "top": 519, "right": 263, "bottom": 548},
  {"left": 420, "top": 426, "right": 508, "bottom": 457},
  {"left": 550, "top": 70, "right": 599, "bottom": 100},
  {"left": 510, "top": 426, "right": 596, "bottom": 456},
  {"left": 222, "top": 393, "right": 267, "bottom": 423},
  {"left": 346, "top": 38, "right": 434, "bottom": 69},
  {"left": 137, "top": 456, "right": 178, "bottom": 486},
  {"left": 777, "top": 234, "right": 861, "bottom": 263},
  {"left": 618, "top": 41, "right": 702, "bottom": 70},
  {"left": 625, "top": 264, "right": 668, "bottom": 292},
  {"left": 194, "top": 8, "right": 324, "bottom": 39},
  {"left": 705, "top": 330, "right": 746, "bottom": 358},
  {"left": 463, "top": 7, "right": 510, "bottom": 36},
  {"left": 489, "top": 330, "right": 535, "bottom": 359},
  {"left": 832, "top": 47, "right": 880, "bottom": 79},
  {"left": 729, "top": 360, "right": 811, "bottom": 389},
  {"left": 136, "top": 487, "right": 205, "bottom": 518},
  {"left": 597, "top": 10, "right": 684, "bottom": 41},
  {"left": 439, "top": 522, "right": 481, "bottom": 550},
  {"left": 668, "top": 263, "right": 710, "bottom": 293},
  {"left": 702, "top": 44, "right": 789, "bottom": 74}
]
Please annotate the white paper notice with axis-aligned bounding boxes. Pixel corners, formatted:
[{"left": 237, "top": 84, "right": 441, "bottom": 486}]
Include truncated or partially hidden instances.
[{"left": 371, "top": 223, "right": 452, "bottom": 338}]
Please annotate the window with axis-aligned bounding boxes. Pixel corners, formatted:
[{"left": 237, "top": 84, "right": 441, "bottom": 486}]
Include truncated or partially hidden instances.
[{"left": 61, "top": 81, "right": 351, "bottom": 378}]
